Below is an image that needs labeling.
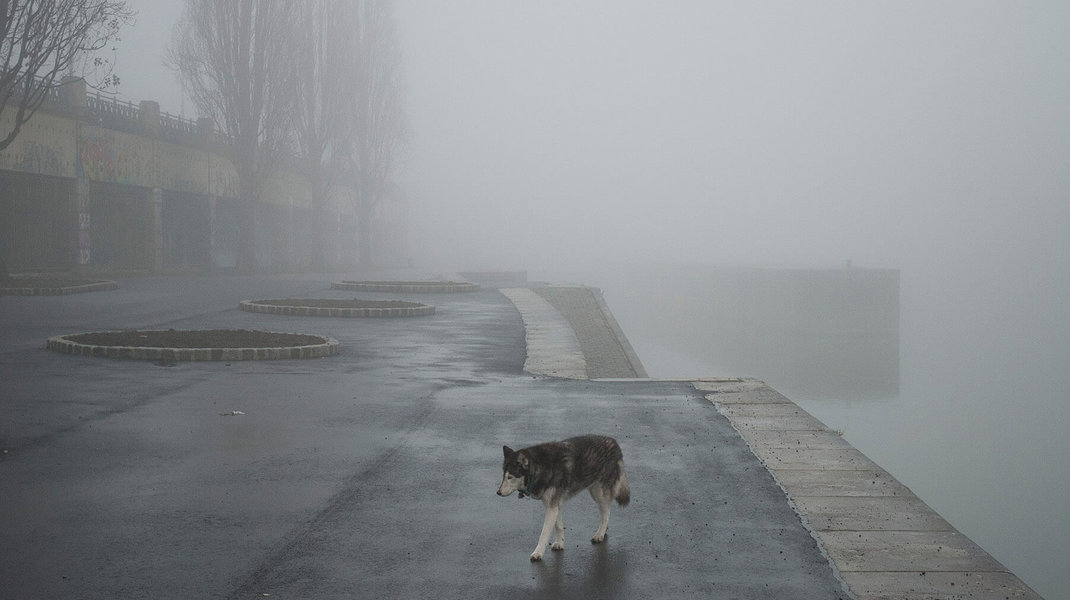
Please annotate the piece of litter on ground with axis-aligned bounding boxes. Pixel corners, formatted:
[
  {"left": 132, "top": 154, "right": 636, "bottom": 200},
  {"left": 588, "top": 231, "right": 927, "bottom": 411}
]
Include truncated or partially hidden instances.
[{"left": 219, "top": 410, "right": 245, "bottom": 416}]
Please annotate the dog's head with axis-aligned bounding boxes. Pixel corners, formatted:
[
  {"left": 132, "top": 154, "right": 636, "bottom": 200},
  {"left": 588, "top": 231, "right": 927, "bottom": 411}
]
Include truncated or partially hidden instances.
[{"left": 497, "top": 445, "right": 530, "bottom": 497}]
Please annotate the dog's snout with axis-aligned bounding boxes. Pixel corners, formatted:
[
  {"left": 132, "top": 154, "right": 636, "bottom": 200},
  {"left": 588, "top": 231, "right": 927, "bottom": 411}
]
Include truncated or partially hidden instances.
[{"left": 496, "top": 490, "right": 503, "bottom": 496}]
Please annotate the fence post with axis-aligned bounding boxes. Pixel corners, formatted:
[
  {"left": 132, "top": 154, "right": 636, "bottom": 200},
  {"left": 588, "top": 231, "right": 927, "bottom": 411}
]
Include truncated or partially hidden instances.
[
  {"left": 59, "top": 76, "right": 87, "bottom": 117},
  {"left": 75, "top": 179, "right": 91, "bottom": 276},
  {"left": 152, "top": 188, "right": 164, "bottom": 271},
  {"left": 139, "top": 101, "right": 160, "bottom": 137}
]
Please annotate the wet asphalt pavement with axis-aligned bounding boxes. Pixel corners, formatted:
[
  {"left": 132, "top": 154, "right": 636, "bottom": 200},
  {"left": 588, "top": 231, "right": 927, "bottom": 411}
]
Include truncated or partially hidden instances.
[{"left": 0, "top": 274, "right": 847, "bottom": 599}]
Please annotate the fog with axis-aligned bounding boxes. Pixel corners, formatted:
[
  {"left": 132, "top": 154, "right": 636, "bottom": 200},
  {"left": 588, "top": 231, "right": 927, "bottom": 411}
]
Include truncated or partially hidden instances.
[
  {"left": 395, "top": 1, "right": 1069, "bottom": 278},
  {"left": 115, "top": 1, "right": 1069, "bottom": 597},
  {"left": 397, "top": 4, "right": 1070, "bottom": 598}
]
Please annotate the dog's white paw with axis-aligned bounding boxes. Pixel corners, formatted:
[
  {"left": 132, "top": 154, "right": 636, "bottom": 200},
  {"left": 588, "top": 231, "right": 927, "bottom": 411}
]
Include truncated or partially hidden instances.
[
  {"left": 530, "top": 550, "right": 544, "bottom": 561},
  {"left": 591, "top": 533, "right": 606, "bottom": 544},
  {"left": 551, "top": 541, "right": 564, "bottom": 551}
]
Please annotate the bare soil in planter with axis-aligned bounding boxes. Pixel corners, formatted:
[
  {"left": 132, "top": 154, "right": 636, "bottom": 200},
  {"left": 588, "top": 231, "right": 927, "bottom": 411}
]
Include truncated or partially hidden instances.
[
  {"left": 67, "top": 329, "right": 324, "bottom": 348},
  {"left": 337, "top": 281, "right": 469, "bottom": 286},
  {"left": 254, "top": 298, "right": 422, "bottom": 309},
  {"left": 0, "top": 277, "right": 117, "bottom": 295},
  {"left": 1, "top": 277, "right": 106, "bottom": 288}
]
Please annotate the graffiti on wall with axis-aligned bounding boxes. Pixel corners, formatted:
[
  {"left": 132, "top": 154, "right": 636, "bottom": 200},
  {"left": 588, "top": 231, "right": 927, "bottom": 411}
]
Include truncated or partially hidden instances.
[
  {"left": 19, "top": 141, "right": 64, "bottom": 177},
  {"left": 77, "top": 128, "right": 155, "bottom": 186},
  {"left": 77, "top": 130, "right": 116, "bottom": 181},
  {"left": 77, "top": 179, "right": 91, "bottom": 265},
  {"left": 0, "top": 110, "right": 77, "bottom": 177},
  {"left": 2, "top": 106, "right": 333, "bottom": 208}
]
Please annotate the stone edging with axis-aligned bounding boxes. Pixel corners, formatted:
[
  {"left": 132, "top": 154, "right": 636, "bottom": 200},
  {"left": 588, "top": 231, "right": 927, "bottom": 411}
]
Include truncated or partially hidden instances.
[
  {"left": 239, "top": 300, "right": 435, "bottom": 318},
  {"left": 693, "top": 378, "right": 1044, "bottom": 600},
  {"left": 499, "top": 287, "right": 587, "bottom": 379},
  {"left": 0, "top": 280, "right": 118, "bottom": 296},
  {"left": 588, "top": 287, "right": 649, "bottom": 378},
  {"left": 46, "top": 331, "right": 340, "bottom": 361},
  {"left": 330, "top": 281, "right": 479, "bottom": 293}
]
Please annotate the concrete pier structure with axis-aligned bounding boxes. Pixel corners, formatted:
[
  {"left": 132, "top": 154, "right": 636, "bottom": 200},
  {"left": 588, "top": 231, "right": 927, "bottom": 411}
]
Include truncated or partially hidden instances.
[
  {"left": 0, "top": 273, "right": 1044, "bottom": 598},
  {"left": 512, "top": 283, "right": 1042, "bottom": 600}
]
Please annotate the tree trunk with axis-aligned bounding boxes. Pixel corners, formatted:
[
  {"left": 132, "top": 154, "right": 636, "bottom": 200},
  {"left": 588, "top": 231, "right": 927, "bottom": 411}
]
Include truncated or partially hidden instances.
[{"left": 357, "top": 192, "right": 374, "bottom": 268}]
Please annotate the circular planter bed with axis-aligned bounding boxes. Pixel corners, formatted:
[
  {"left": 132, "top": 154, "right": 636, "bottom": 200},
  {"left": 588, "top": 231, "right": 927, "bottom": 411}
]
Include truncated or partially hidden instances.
[
  {"left": 1, "top": 277, "right": 117, "bottom": 296},
  {"left": 239, "top": 298, "right": 435, "bottom": 318},
  {"left": 47, "top": 329, "right": 339, "bottom": 361},
  {"left": 331, "top": 280, "right": 479, "bottom": 293}
]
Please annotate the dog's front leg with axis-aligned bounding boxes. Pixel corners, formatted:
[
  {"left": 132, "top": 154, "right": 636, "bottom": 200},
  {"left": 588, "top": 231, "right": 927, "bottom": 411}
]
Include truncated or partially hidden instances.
[
  {"left": 551, "top": 510, "right": 565, "bottom": 551},
  {"left": 530, "top": 503, "right": 560, "bottom": 561}
]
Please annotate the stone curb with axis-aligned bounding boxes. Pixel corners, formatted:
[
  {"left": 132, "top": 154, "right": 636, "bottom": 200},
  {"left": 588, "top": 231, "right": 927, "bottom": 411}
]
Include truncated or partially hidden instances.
[
  {"left": 0, "top": 280, "right": 118, "bottom": 296},
  {"left": 46, "top": 331, "right": 340, "bottom": 361},
  {"left": 499, "top": 287, "right": 587, "bottom": 379},
  {"left": 588, "top": 286, "right": 649, "bottom": 378},
  {"left": 238, "top": 300, "right": 435, "bottom": 318},
  {"left": 330, "top": 281, "right": 479, "bottom": 293},
  {"left": 695, "top": 378, "right": 1044, "bottom": 600}
]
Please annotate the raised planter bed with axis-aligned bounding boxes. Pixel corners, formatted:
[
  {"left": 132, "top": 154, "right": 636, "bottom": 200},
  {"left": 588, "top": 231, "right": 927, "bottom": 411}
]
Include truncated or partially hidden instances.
[
  {"left": 0, "top": 278, "right": 118, "bottom": 296},
  {"left": 239, "top": 298, "right": 435, "bottom": 318},
  {"left": 330, "top": 280, "right": 479, "bottom": 293},
  {"left": 47, "top": 329, "right": 340, "bottom": 361}
]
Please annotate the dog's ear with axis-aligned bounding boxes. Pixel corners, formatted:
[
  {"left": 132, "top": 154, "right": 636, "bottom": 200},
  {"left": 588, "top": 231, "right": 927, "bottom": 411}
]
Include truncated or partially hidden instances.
[
  {"left": 517, "top": 451, "right": 530, "bottom": 470},
  {"left": 503, "top": 445, "right": 515, "bottom": 459}
]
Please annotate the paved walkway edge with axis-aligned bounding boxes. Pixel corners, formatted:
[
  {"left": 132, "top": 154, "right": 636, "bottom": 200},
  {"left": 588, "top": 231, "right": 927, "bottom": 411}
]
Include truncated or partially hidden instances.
[
  {"left": 504, "top": 284, "right": 1044, "bottom": 599},
  {"left": 499, "top": 287, "right": 587, "bottom": 379},
  {"left": 588, "top": 286, "right": 649, "bottom": 378},
  {"left": 695, "top": 378, "right": 1044, "bottom": 600}
]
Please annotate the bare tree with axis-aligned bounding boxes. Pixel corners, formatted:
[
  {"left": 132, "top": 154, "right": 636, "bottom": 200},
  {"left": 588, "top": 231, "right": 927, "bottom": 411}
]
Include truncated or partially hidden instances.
[
  {"left": 342, "top": 0, "right": 407, "bottom": 267},
  {"left": 0, "top": 0, "right": 131, "bottom": 279},
  {"left": 291, "top": 0, "right": 351, "bottom": 270},
  {"left": 168, "top": 0, "right": 298, "bottom": 273},
  {"left": 0, "top": 0, "right": 130, "bottom": 151}
]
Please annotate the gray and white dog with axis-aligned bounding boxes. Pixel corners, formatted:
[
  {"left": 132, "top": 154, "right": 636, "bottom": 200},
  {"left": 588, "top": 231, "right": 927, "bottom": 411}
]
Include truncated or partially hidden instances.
[{"left": 497, "top": 434, "right": 631, "bottom": 561}]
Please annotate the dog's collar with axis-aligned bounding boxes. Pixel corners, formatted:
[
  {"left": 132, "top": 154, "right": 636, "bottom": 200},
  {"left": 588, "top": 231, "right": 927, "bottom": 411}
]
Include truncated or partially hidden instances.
[{"left": 518, "top": 472, "right": 536, "bottom": 499}]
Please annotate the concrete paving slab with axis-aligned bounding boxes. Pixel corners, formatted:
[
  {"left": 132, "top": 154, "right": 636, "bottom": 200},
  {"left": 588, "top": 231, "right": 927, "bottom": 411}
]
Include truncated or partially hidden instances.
[
  {"left": 714, "top": 404, "right": 830, "bottom": 432},
  {"left": 793, "top": 496, "right": 954, "bottom": 531},
  {"left": 752, "top": 446, "right": 882, "bottom": 471},
  {"left": 840, "top": 571, "right": 1045, "bottom": 600},
  {"left": 771, "top": 469, "right": 912, "bottom": 497},
  {"left": 701, "top": 387, "right": 794, "bottom": 404},
  {"left": 821, "top": 530, "right": 1009, "bottom": 572},
  {"left": 691, "top": 378, "right": 765, "bottom": 394},
  {"left": 733, "top": 429, "right": 857, "bottom": 450}
]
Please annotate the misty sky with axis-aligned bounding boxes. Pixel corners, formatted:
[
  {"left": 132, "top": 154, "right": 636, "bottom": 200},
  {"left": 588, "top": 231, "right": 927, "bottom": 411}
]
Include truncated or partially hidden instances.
[
  {"left": 114, "top": 1, "right": 1070, "bottom": 276},
  {"left": 392, "top": 1, "right": 1070, "bottom": 274}
]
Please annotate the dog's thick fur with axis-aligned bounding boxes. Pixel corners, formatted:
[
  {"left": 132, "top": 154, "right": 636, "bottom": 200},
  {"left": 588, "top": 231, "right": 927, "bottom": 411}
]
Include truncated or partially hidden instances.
[{"left": 497, "top": 434, "right": 630, "bottom": 561}]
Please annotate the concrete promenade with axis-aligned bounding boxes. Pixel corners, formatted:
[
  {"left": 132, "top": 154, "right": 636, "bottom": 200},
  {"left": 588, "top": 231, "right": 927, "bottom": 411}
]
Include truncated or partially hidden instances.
[
  {"left": 0, "top": 273, "right": 1043, "bottom": 599},
  {"left": 511, "top": 283, "right": 1043, "bottom": 600}
]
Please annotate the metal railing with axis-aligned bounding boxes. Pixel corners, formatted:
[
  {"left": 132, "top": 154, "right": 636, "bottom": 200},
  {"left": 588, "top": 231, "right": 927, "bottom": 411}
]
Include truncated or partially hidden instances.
[{"left": 11, "top": 73, "right": 230, "bottom": 149}]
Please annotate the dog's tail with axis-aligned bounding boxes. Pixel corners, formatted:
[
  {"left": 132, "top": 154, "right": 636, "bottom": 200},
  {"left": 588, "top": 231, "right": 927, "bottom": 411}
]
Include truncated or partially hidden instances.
[{"left": 613, "top": 461, "right": 631, "bottom": 507}]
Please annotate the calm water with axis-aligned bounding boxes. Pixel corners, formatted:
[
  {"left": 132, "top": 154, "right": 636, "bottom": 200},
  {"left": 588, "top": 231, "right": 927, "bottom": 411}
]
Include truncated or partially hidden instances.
[{"left": 537, "top": 263, "right": 1069, "bottom": 600}]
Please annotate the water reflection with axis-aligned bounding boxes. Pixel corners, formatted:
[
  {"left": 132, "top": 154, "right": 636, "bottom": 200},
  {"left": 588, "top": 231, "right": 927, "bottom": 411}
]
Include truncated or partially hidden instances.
[{"left": 528, "top": 543, "right": 627, "bottom": 600}]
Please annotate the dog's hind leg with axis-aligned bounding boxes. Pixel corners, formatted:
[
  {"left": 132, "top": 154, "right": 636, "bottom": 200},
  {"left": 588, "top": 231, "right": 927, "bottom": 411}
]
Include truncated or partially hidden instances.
[
  {"left": 531, "top": 503, "right": 560, "bottom": 561},
  {"left": 589, "top": 485, "right": 612, "bottom": 543}
]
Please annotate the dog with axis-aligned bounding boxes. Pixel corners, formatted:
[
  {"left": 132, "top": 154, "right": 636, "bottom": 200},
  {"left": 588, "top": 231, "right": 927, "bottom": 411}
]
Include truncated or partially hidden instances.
[{"left": 497, "top": 434, "right": 630, "bottom": 561}]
